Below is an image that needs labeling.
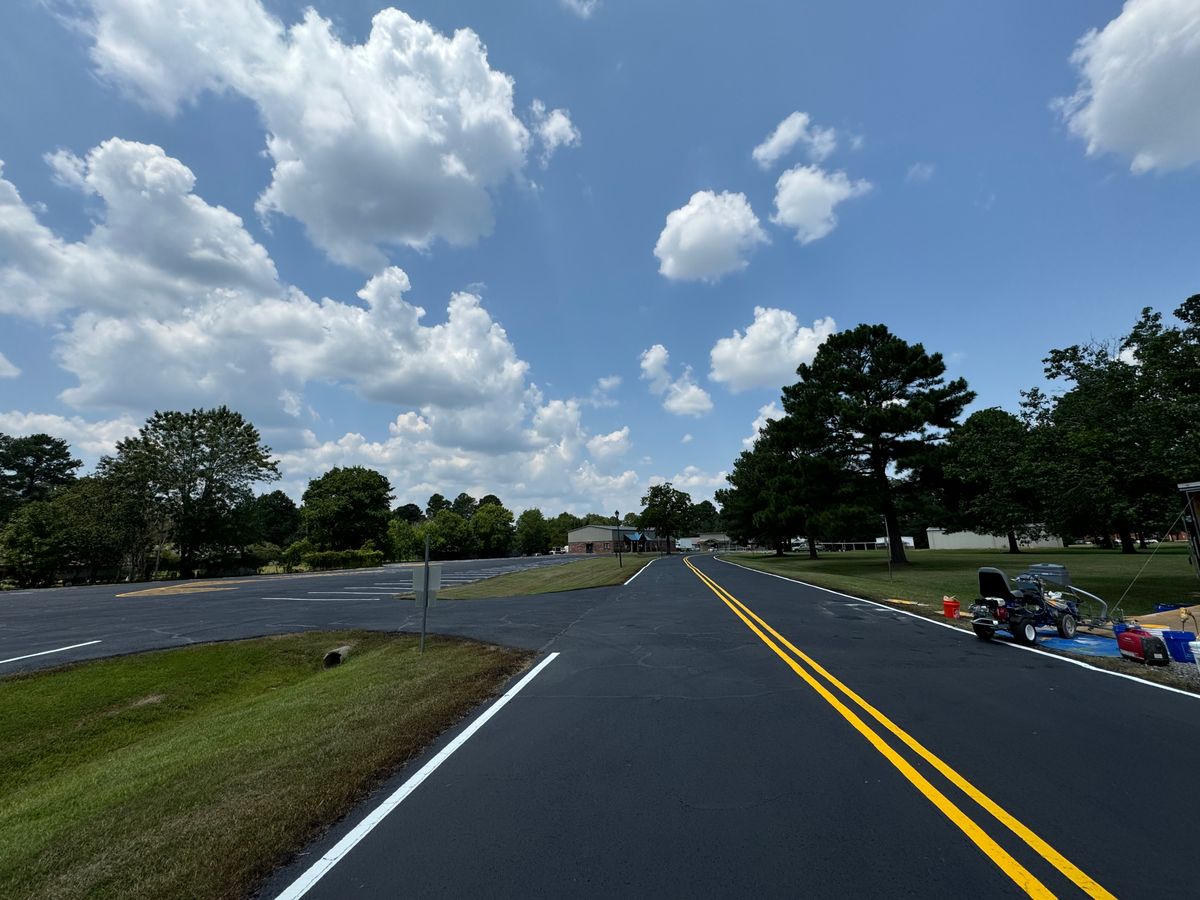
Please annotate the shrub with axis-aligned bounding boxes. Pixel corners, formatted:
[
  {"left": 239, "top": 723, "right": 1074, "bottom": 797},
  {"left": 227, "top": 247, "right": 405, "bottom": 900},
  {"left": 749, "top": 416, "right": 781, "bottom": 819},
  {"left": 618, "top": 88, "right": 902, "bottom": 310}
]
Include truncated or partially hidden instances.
[{"left": 300, "top": 549, "right": 384, "bottom": 570}]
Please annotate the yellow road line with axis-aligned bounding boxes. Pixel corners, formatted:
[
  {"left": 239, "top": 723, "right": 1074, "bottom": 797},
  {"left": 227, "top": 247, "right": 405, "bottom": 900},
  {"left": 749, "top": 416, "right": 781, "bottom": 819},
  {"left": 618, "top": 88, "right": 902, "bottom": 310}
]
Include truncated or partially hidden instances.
[
  {"left": 116, "top": 583, "right": 248, "bottom": 597},
  {"left": 689, "top": 559, "right": 1114, "bottom": 899},
  {"left": 685, "top": 557, "right": 1108, "bottom": 899}
]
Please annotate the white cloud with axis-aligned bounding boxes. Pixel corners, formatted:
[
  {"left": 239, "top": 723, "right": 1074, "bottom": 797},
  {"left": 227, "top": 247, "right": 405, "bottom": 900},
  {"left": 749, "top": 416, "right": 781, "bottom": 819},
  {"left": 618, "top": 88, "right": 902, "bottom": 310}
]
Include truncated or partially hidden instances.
[
  {"left": 530, "top": 99, "right": 581, "bottom": 167},
  {"left": 905, "top": 162, "right": 936, "bottom": 183},
  {"left": 0, "top": 140, "right": 650, "bottom": 515},
  {"left": 1, "top": 141, "right": 278, "bottom": 323},
  {"left": 653, "top": 190, "right": 768, "bottom": 282},
  {"left": 771, "top": 165, "right": 871, "bottom": 244},
  {"left": 710, "top": 307, "right": 836, "bottom": 392},
  {"left": 681, "top": 433, "right": 693, "bottom": 444},
  {"left": 639, "top": 344, "right": 672, "bottom": 394},
  {"left": 663, "top": 380, "right": 714, "bottom": 417},
  {"left": 647, "top": 465, "right": 728, "bottom": 504},
  {"left": 752, "top": 111, "right": 837, "bottom": 170},
  {"left": 0, "top": 411, "right": 140, "bottom": 458},
  {"left": 587, "top": 375, "right": 621, "bottom": 407},
  {"left": 1058, "top": 0, "right": 1200, "bottom": 173},
  {"left": 0, "top": 352, "right": 18, "bottom": 378},
  {"left": 639, "top": 344, "right": 713, "bottom": 417},
  {"left": 587, "top": 426, "right": 631, "bottom": 461},
  {"left": 743, "top": 402, "right": 783, "bottom": 449},
  {"left": 560, "top": 0, "right": 601, "bottom": 18},
  {"left": 76, "top": 1, "right": 544, "bottom": 268}
]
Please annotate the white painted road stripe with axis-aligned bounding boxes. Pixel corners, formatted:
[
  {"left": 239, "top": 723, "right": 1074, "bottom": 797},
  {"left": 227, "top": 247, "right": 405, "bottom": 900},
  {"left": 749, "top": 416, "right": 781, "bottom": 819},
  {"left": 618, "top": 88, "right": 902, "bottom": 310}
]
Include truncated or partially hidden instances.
[
  {"left": 275, "top": 651, "right": 560, "bottom": 900},
  {"left": 262, "top": 597, "right": 382, "bottom": 602},
  {"left": 622, "top": 556, "right": 658, "bottom": 585},
  {"left": 306, "top": 590, "right": 390, "bottom": 595},
  {"left": 0, "top": 640, "right": 102, "bottom": 665}
]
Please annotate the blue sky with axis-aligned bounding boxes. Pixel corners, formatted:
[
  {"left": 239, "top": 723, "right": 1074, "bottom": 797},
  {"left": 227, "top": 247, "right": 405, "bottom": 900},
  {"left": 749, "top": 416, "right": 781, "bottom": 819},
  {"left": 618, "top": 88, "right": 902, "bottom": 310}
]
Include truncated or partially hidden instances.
[{"left": 1, "top": 0, "right": 1197, "bottom": 514}]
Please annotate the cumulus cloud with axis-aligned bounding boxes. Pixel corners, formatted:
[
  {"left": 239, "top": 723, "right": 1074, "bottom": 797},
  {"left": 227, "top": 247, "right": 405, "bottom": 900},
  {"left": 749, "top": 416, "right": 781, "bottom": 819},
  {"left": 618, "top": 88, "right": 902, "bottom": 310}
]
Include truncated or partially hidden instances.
[
  {"left": 1, "top": 142, "right": 278, "bottom": 323},
  {"left": 1057, "top": 0, "right": 1200, "bottom": 173},
  {"left": 681, "top": 433, "right": 693, "bottom": 444},
  {"left": 530, "top": 99, "right": 581, "bottom": 167},
  {"left": 0, "top": 353, "right": 18, "bottom": 378},
  {"left": 653, "top": 190, "right": 768, "bottom": 282},
  {"left": 0, "top": 411, "right": 140, "bottom": 458},
  {"left": 0, "top": 139, "right": 647, "bottom": 514},
  {"left": 639, "top": 344, "right": 713, "bottom": 417},
  {"left": 752, "top": 111, "right": 837, "bottom": 169},
  {"left": 743, "top": 402, "right": 783, "bottom": 449},
  {"left": 906, "top": 162, "right": 936, "bottom": 183},
  {"left": 771, "top": 165, "right": 871, "bottom": 244},
  {"left": 74, "top": 1, "right": 551, "bottom": 268},
  {"left": 587, "top": 426, "right": 631, "bottom": 461},
  {"left": 647, "top": 465, "right": 728, "bottom": 503},
  {"left": 710, "top": 307, "right": 836, "bottom": 392}
]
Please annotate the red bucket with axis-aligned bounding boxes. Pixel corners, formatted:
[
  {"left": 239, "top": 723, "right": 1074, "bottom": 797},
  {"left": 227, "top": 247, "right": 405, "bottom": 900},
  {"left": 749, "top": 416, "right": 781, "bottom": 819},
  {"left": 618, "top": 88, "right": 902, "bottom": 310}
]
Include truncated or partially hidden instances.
[{"left": 943, "top": 598, "right": 960, "bottom": 619}]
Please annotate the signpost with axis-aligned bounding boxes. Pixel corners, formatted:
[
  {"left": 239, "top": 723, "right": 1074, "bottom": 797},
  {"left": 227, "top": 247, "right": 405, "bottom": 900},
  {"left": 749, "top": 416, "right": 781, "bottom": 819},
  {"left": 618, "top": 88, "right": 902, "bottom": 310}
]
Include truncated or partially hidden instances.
[
  {"left": 414, "top": 535, "right": 442, "bottom": 654},
  {"left": 880, "top": 515, "right": 894, "bottom": 582},
  {"left": 614, "top": 510, "right": 622, "bottom": 567}
]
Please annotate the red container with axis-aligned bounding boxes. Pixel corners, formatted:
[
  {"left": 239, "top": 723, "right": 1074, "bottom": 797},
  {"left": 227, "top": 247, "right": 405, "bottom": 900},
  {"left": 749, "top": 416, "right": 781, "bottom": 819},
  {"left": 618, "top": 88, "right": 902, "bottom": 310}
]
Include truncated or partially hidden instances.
[
  {"left": 1117, "top": 627, "right": 1171, "bottom": 665},
  {"left": 943, "top": 598, "right": 960, "bottom": 619}
]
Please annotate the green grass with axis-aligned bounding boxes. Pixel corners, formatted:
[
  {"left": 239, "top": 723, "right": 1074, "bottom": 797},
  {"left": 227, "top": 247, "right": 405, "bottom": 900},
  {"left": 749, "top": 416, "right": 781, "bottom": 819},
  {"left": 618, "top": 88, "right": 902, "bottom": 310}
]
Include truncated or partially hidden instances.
[
  {"left": 437, "top": 554, "right": 655, "bottom": 600},
  {"left": 0, "top": 632, "right": 530, "bottom": 900},
  {"left": 720, "top": 546, "right": 1198, "bottom": 618}
]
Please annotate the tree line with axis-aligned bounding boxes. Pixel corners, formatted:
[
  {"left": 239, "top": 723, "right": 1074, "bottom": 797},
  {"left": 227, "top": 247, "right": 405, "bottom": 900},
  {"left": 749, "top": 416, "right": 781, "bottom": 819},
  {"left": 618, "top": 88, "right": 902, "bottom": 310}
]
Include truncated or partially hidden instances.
[
  {"left": 0, "top": 409, "right": 724, "bottom": 587},
  {"left": 718, "top": 296, "right": 1200, "bottom": 563}
]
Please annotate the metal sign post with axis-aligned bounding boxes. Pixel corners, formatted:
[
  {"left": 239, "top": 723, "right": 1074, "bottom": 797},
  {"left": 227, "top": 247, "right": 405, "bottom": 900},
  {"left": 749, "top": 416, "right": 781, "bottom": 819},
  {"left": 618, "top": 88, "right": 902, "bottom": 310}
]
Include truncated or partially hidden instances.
[
  {"left": 614, "top": 510, "right": 622, "bottom": 567},
  {"left": 414, "top": 535, "right": 442, "bottom": 654},
  {"left": 881, "top": 514, "right": 894, "bottom": 582}
]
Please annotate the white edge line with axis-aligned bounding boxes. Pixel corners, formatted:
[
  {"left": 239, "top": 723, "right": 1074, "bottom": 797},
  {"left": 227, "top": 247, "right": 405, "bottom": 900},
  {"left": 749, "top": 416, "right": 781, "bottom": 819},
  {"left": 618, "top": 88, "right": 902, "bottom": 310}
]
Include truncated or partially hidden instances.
[
  {"left": 713, "top": 555, "right": 1200, "bottom": 703},
  {"left": 0, "top": 639, "right": 102, "bottom": 665},
  {"left": 274, "top": 650, "right": 561, "bottom": 900},
  {"left": 622, "top": 556, "right": 659, "bottom": 585}
]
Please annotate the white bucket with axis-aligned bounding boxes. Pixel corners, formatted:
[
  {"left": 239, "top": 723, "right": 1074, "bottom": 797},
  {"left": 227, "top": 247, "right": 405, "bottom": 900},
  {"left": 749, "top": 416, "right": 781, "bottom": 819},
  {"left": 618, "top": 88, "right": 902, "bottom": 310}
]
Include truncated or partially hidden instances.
[{"left": 1190, "top": 641, "right": 1200, "bottom": 675}]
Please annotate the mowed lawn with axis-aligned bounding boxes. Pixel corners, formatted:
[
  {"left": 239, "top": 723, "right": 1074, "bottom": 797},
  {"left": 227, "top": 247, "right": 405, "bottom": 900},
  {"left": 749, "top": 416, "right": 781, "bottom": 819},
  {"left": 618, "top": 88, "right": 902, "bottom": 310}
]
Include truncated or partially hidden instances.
[
  {"left": 0, "top": 632, "right": 530, "bottom": 900},
  {"left": 437, "top": 554, "right": 654, "bottom": 600},
  {"left": 722, "top": 546, "right": 1197, "bottom": 618}
]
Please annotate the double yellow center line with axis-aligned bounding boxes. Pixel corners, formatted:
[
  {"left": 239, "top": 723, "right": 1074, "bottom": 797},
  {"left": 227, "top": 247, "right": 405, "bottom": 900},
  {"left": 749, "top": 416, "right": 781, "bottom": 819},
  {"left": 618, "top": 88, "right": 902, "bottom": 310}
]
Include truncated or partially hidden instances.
[{"left": 684, "top": 556, "right": 1113, "bottom": 899}]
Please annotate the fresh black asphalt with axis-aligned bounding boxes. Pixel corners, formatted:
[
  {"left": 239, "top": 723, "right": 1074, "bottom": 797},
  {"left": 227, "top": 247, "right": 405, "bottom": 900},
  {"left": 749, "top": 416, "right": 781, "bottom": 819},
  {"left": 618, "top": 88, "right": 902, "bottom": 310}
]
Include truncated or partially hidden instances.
[
  {"left": 0, "top": 555, "right": 581, "bottom": 671},
  {"left": 6, "top": 554, "right": 1198, "bottom": 896}
]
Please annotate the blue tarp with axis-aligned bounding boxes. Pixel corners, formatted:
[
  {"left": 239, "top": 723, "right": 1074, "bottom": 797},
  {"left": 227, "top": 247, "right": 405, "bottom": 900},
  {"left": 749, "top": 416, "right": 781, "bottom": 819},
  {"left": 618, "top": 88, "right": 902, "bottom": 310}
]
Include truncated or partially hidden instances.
[{"left": 627, "top": 532, "right": 642, "bottom": 541}]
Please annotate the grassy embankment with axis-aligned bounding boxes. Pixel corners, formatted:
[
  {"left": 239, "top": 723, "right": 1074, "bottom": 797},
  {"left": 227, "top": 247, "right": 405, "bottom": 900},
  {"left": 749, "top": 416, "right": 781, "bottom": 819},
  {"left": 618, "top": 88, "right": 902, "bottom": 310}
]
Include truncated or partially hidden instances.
[
  {"left": 720, "top": 546, "right": 1197, "bottom": 619},
  {"left": 437, "top": 554, "right": 654, "bottom": 600},
  {"left": 0, "top": 632, "right": 530, "bottom": 900}
]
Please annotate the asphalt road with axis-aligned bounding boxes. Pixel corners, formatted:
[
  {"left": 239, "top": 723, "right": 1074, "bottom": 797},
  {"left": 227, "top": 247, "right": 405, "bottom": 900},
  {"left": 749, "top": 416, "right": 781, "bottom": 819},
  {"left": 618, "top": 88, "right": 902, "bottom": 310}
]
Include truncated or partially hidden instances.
[
  {"left": 0, "top": 555, "right": 581, "bottom": 672},
  {"left": 250, "top": 554, "right": 1199, "bottom": 898},
  {"left": 7, "top": 554, "right": 1199, "bottom": 896}
]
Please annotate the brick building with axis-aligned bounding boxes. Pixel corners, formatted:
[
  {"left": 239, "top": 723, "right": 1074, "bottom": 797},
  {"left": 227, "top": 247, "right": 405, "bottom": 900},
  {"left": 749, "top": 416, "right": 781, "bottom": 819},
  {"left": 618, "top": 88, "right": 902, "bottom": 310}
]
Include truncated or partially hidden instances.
[{"left": 567, "top": 525, "right": 674, "bottom": 554}]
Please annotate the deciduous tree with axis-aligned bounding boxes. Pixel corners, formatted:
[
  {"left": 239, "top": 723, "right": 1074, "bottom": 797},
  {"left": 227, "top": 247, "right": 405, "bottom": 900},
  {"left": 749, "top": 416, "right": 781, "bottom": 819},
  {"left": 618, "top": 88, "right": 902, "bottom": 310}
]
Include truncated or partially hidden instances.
[
  {"left": 302, "top": 466, "right": 393, "bottom": 551},
  {"left": 515, "top": 508, "right": 551, "bottom": 555},
  {"left": 101, "top": 407, "right": 279, "bottom": 576}
]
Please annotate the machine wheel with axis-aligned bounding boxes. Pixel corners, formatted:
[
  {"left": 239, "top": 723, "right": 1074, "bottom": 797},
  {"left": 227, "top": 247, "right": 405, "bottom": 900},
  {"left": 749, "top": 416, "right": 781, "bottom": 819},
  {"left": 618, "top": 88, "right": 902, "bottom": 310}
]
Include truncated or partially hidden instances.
[
  {"left": 972, "top": 624, "right": 995, "bottom": 641},
  {"left": 1012, "top": 618, "right": 1038, "bottom": 645},
  {"left": 1056, "top": 613, "right": 1077, "bottom": 640}
]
